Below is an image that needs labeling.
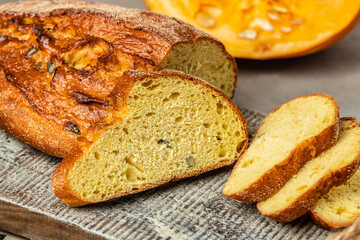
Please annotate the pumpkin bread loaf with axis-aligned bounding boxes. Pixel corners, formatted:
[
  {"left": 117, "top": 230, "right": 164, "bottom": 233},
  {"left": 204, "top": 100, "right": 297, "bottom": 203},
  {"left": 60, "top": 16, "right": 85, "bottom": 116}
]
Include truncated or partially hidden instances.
[
  {"left": 51, "top": 70, "right": 248, "bottom": 207},
  {"left": 257, "top": 118, "right": 360, "bottom": 222},
  {"left": 223, "top": 94, "right": 339, "bottom": 202},
  {"left": 0, "top": 0, "right": 237, "bottom": 158}
]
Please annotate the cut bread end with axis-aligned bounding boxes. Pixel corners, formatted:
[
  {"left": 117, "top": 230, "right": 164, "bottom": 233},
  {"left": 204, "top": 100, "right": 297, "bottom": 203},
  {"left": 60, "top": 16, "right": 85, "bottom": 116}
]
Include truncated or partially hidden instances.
[
  {"left": 223, "top": 94, "right": 339, "bottom": 203},
  {"left": 51, "top": 70, "right": 248, "bottom": 206},
  {"left": 257, "top": 118, "right": 360, "bottom": 222},
  {"left": 161, "top": 38, "right": 237, "bottom": 98}
]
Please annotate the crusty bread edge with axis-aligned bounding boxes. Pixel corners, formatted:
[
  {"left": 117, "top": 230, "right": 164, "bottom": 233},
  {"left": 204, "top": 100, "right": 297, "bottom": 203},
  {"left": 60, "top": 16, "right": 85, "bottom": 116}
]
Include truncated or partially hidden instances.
[
  {"left": 0, "top": 105, "right": 78, "bottom": 158},
  {"left": 310, "top": 212, "right": 356, "bottom": 230},
  {"left": 257, "top": 118, "right": 360, "bottom": 222},
  {"left": 0, "top": 68, "right": 82, "bottom": 157},
  {"left": 223, "top": 94, "right": 340, "bottom": 203},
  {"left": 51, "top": 69, "right": 248, "bottom": 207}
]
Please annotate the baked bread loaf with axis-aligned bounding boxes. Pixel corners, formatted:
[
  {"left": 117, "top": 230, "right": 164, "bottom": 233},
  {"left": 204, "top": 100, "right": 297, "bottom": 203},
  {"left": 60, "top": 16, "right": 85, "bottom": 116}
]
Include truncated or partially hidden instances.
[
  {"left": 0, "top": 0, "right": 237, "bottom": 158},
  {"left": 310, "top": 130, "right": 360, "bottom": 229},
  {"left": 257, "top": 118, "right": 360, "bottom": 222},
  {"left": 51, "top": 70, "right": 248, "bottom": 206},
  {"left": 223, "top": 94, "right": 339, "bottom": 202}
]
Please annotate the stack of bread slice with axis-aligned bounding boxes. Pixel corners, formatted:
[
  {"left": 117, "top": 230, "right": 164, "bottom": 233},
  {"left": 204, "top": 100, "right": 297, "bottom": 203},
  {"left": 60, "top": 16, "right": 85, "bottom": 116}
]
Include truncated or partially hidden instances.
[{"left": 224, "top": 94, "right": 360, "bottom": 229}]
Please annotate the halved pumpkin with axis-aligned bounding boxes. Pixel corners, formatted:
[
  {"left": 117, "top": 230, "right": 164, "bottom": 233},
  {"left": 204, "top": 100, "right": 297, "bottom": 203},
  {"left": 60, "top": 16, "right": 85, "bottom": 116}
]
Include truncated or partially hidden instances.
[{"left": 145, "top": 0, "right": 360, "bottom": 59}]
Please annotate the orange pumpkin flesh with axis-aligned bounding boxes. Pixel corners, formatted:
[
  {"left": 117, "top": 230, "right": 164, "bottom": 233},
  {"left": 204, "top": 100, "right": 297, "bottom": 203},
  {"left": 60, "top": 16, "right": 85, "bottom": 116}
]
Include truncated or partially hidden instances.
[{"left": 145, "top": 0, "right": 360, "bottom": 59}]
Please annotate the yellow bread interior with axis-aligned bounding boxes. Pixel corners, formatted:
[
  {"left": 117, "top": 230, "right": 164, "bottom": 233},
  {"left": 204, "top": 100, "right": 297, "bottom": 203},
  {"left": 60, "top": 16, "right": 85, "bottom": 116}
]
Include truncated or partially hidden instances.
[
  {"left": 258, "top": 119, "right": 360, "bottom": 214},
  {"left": 312, "top": 157, "right": 360, "bottom": 228},
  {"left": 223, "top": 95, "right": 337, "bottom": 197},
  {"left": 161, "top": 39, "right": 236, "bottom": 98},
  {"left": 66, "top": 74, "right": 247, "bottom": 204}
]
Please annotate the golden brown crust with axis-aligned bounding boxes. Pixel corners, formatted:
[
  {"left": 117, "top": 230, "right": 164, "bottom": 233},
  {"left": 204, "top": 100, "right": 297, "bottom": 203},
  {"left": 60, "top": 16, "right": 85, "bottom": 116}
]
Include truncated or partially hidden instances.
[
  {"left": 0, "top": 67, "right": 79, "bottom": 157},
  {"left": 0, "top": 0, "right": 237, "bottom": 158},
  {"left": 309, "top": 211, "right": 355, "bottom": 230},
  {"left": 224, "top": 94, "right": 340, "bottom": 203},
  {"left": 309, "top": 213, "right": 337, "bottom": 230},
  {"left": 51, "top": 69, "right": 248, "bottom": 207}
]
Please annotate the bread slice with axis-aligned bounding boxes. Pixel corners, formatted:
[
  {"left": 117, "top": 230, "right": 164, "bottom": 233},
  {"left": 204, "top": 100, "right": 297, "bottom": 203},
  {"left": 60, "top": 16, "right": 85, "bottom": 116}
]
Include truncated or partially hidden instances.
[
  {"left": 223, "top": 94, "right": 339, "bottom": 202},
  {"left": 310, "top": 132, "right": 360, "bottom": 229},
  {"left": 0, "top": 0, "right": 237, "bottom": 158},
  {"left": 311, "top": 173, "right": 360, "bottom": 230},
  {"left": 51, "top": 70, "right": 248, "bottom": 206},
  {"left": 257, "top": 118, "right": 360, "bottom": 222}
]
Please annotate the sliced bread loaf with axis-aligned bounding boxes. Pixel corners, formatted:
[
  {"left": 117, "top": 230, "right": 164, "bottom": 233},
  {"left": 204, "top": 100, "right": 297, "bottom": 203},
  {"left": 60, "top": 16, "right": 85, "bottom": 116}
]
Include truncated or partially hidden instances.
[
  {"left": 257, "top": 118, "right": 360, "bottom": 222},
  {"left": 51, "top": 70, "right": 248, "bottom": 206},
  {"left": 311, "top": 130, "right": 360, "bottom": 229},
  {"left": 0, "top": 0, "right": 237, "bottom": 158},
  {"left": 223, "top": 94, "right": 339, "bottom": 202}
]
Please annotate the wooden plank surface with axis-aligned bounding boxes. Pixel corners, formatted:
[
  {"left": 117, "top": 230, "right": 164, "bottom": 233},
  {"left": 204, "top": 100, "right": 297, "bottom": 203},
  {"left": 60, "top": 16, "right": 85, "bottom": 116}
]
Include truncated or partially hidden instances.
[
  {"left": 0, "top": 201, "right": 105, "bottom": 240},
  {"left": 0, "top": 108, "right": 336, "bottom": 240}
]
